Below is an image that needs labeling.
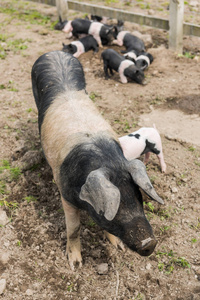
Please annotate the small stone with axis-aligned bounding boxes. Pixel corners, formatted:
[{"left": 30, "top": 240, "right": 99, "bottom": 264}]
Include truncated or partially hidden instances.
[
  {"left": 97, "top": 263, "right": 108, "bottom": 275},
  {"left": 0, "top": 279, "right": 6, "bottom": 295},
  {"left": 146, "top": 263, "right": 151, "bottom": 270},
  {"left": 171, "top": 187, "right": 178, "bottom": 193},
  {"left": 0, "top": 252, "right": 9, "bottom": 265},
  {"left": 26, "top": 289, "right": 33, "bottom": 296},
  {"left": 0, "top": 208, "right": 9, "bottom": 226}
]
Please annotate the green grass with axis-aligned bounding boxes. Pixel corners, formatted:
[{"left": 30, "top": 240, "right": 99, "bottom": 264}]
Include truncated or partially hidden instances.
[{"left": 156, "top": 249, "right": 190, "bottom": 274}]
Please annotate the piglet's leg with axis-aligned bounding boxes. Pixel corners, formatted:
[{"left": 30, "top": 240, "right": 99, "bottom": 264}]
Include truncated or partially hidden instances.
[
  {"left": 61, "top": 197, "right": 82, "bottom": 270},
  {"left": 143, "top": 152, "right": 150, "bottom": 164},
  {"left": 157, "top": 153, "right": 167, "bottom": 173},
  {"left": 104, "top": 231, "right": 125, "bottom": 251}
]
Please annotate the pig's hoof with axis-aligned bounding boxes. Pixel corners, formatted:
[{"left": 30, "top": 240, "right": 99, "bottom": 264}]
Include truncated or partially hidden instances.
[
  {"left": 67, "top": 251, "right": 82, "bottom": 271},
  {"left": 104, "top": 231, "right": 125, "bottom": 251}
]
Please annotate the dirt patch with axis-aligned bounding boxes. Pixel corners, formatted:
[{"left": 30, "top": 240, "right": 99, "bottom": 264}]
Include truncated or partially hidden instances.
[{"left": 0, "top": 1, "right": 200, "bottom": 300}]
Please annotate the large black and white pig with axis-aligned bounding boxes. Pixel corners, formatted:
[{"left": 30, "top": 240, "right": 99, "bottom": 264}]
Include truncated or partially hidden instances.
[
  {"left": 62, "top": 18, "right": 114, "bottom": 47},
  {"left": 119, "top": 126, "right": 167, "bottom": 173},
  {"left": 62, "top": 35, "right": 99, "bottom": 58},
  {"left": 31, "top": 51, "right": 164, "bottom": 270},
  {"left": 112, "top": 30, "right": 145, "bottom": 55},
  {"left": 101, "top": 49, "right": 145, "bottom": 84}
]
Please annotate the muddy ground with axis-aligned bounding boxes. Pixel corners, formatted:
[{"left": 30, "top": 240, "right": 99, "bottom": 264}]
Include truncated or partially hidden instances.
[{"left": 0, "top": 1, "right": 200, "bottom": 299}]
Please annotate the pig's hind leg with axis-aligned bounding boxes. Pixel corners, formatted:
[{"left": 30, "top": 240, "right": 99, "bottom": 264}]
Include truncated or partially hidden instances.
[
  {"left": 61, "top": 197, "right": 82, "bottom": 270},
  {"left": 103, "top": 61, "right": 110, "bottom": 79}
]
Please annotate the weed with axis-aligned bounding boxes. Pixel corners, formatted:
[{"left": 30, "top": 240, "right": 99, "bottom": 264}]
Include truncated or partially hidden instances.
[
  {"left": 178, "top": 52, "right": 195, "bottom": 59},
  {"left": 144, "top": 201, "right": 155, "bottom": 212},
  {"left": 89, "top": 91, "right": 101, "bottom": 102},
  {"left": 17, "top": 240, "right": 21, "bottom": 246},
  {"left": 23, "top": 196, "right": 37, "bottom": 203},
  {"left": 0, "top": 199, "right": 19, "bottom": 210},
  {"left": 0, "top": 160, "right": 21, "bottom": 181},
  {"left": 156, "top": 249, "right": 190, "bottom": 274},
  {"left": 191, "top": 238, "right": 197, "bottom": 243},
  {"left": 188, "top": 145, "right": 195, "bottom": 152},
  {"left": 160, "top": 225, "right": 171, "bottom": 232},
  {"left": 87, "top": 217, "right": 96, "bottom": 227}
]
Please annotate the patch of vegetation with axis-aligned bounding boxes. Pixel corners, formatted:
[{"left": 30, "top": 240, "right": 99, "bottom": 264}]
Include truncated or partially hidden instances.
[
  {"left": 0, "top": 80, "right": 18, "bottom": 92},
  {"left": 156, "top": 249, "right": 190, "bottom": 274},
  {"left": 89, "top": 91, "right": 102, "bottom": 102},
  {"left": 23, "top": 196, "right": 37, "bottom": 203},
  {"left": 0, "top": 159, "right": 21, "bottom": 182},
  {"left": 177, "top": 52, "right": 195, "bottom": 59}
]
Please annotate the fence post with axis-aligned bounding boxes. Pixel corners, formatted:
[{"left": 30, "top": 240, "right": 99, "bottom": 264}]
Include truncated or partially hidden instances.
[
  {"left": 169, "top": 0, "right": 184, "bottom": 54},
  {"left": 56, "top": 0, "right": 68, "bottom": 21}
]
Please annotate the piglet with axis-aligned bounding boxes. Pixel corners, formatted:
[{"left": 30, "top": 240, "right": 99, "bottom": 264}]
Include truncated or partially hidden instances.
[
  {"left": 62, "top": 35, "right": 99, "bottom": 58},
  {"left": 124, "top": 51, "right": 154, "bottom": 71},
  {"left": 63, "top": 18, "right": 113, "bottom": 47},
  {"left": 119, "top": 126, "right": 167, "bottom": 173},
  {"left": 112, "top": 30, "right": 145, "bottom": 55},
  {"left": 101, "top": 49, "right": 145, "bottom": 84}
]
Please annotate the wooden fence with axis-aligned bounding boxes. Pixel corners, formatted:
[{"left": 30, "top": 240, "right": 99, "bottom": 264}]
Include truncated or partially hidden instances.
[{"left": 28, "top": 0, "right": 200, "bottom": 53}]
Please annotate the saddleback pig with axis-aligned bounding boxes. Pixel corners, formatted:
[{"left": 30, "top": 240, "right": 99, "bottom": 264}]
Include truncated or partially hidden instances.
[
  {"left": 124, "top": 51, "right": 154, "bottom": 71},
  {"left": 62, "top": 35, "right": 99, "bottom": 58},
  {"left": 101, "top": 49, "right": 145, "bottom": 84},
  {"left": 62, "top": 18, "right": 114, "bottom": 47},
  {"left": 31, "top": 51, "right": 164, "bottom": 270},
  {"left": 119, "top": 126, "right": 167, "bottom": 173},
  {"left": 112, "top": 30, "right": 145, "bottom": 55}
]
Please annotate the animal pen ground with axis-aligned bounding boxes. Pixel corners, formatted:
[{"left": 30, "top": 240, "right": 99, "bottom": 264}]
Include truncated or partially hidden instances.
[{"left": 0, "top": 0, "right": 200, "bottom": 299}]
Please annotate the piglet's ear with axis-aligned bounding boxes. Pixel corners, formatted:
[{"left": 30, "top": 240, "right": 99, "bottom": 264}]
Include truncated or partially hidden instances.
[
  {"left": 128, "top": 159, "right": 164, "bottom": 205},
  {"left": 79, "top": 168, "right": 120, "bottom": 221}
]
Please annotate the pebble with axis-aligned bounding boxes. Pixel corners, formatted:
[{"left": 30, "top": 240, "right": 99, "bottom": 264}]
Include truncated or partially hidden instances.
[
  {"left": 0, "top": 208, "right": 9, "bottom": 226},
  {"left": 96, "top": 263, "right": 108, "bottom": 275},
  {"left": 0, "top": 279, "right": 6, "bottom": 295},
  {"left": 171, "top": 186, "right": 178, "bottom": 193},
  {"left": 146, "top": 263, "right": 152, "bottom": 270},
  {"left": 26, "top": 289, "right": 34, "bottom": 296},
  {"left": 0, "top": 252, "right": 9, "bottom": 265}
]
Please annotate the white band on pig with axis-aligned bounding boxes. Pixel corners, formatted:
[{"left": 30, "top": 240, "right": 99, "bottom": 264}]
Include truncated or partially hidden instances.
[
  {"left": 62, "top": 20, "right": 72, "bottom": 33},
  {"left": 71, "top": 41, "right": 85, "bottom": 57},
  {"left": 118, "top": 60, "right": 135, "bottom": 84},
  {"left": 89, "top": 22, "right": 103, "bottom": 35},
  {"left": 88, "top": 22, "right": 103, "bottom": 46},
  {"left": 124, "top": 52, "right": 137, "bottom": 60},
  {"left": 114, "top": 31, "right": 130, "bottom": 46},
  {"left": 136, "top": 55, "right": 150, "bottom": 66}
]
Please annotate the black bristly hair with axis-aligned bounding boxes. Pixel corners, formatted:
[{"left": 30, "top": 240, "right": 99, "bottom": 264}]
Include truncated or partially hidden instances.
[{"left": 31, "top": 51, "right": 86, "bottom": 132}]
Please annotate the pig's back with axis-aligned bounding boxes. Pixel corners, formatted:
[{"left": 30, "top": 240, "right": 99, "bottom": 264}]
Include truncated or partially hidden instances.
[{"left": 31, "top": 51, "right": 86, "bottom": 131}]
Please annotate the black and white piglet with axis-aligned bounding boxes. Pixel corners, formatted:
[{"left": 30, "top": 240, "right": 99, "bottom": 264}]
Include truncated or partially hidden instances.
[
  {"left": 124, "top": 51, "right": 154, "bottom": 70},
  {"left": 101, "top": 49, "right": 145, "bottom": 84},
  {"left": 112, "top": 30, "right": 145, "bottom": 55},
  {"left": 62, "top": 18, "right": 114, "bottom": 47},
  {"left": 31, "top": 51, "right": 163, "bottom": 270},
  {"left": 62, "top": 35, "right": 99, "bottom": 58}
]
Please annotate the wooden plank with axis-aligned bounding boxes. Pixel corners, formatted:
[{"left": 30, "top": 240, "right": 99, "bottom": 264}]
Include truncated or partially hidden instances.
[{"left": 28, "top": 0, "right": 200, "bottom": 37}]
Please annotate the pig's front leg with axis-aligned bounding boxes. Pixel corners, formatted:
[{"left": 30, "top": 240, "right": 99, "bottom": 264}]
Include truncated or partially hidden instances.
[
  {"left": 104, "top": 231, "right": 125, "bottom": 251},
  {"left": 143, "top": 152, "right": 150, "bottom": 164},
  {"left": 61, "top": 197, "right": 82, "bottom": 270},
  {"left": 94, "top": 35, "right": 103, "bottom": 48},
  {"left": 112, "top": 39, "right": 123, "bottom": 46}
]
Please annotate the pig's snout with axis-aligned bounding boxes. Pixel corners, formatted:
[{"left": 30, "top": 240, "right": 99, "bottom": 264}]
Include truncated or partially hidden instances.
[{"left": 136, "top": 237, "right": 157, "bottom": 256}]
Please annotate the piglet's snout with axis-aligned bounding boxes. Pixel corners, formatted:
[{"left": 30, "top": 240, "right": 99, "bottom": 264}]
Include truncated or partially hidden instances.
[{"left": 137, "top": 237, "right": 157, "bottom": 256}]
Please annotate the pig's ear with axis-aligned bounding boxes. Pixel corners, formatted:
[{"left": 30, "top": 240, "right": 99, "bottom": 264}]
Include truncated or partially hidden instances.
[
  {"left": 128, "top": 159, "right": 164, "bottom": 205},
  {"left": 79, "top": 168, "right": 120, "bottom": 221}
]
